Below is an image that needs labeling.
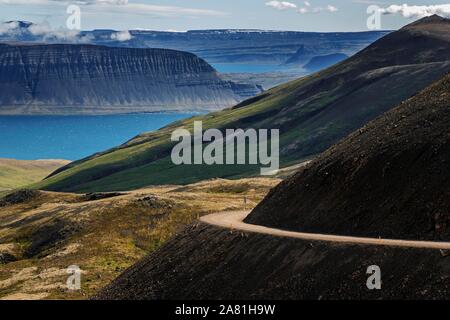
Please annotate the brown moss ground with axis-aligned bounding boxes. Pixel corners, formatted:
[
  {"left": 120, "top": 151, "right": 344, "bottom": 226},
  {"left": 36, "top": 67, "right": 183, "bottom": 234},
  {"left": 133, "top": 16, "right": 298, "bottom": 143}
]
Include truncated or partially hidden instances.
[{"left": 0, "top": 178, "right": 279, "bottom": 300}]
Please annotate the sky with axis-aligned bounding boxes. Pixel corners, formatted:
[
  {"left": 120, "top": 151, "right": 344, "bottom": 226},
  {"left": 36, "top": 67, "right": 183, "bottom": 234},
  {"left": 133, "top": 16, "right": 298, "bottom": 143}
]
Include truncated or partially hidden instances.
[{"left": 0, "top": 0, "right": 449, "bottom": 32}]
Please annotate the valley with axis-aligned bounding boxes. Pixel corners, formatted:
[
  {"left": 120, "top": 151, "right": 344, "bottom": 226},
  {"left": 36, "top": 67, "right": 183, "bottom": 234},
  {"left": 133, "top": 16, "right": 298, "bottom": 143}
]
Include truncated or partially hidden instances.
[
  {"left": 0, "top": 9, "right": 449, "bottom": 302},
  {"left": 32, "top": 15, "right": 450, "bottom": 193}
]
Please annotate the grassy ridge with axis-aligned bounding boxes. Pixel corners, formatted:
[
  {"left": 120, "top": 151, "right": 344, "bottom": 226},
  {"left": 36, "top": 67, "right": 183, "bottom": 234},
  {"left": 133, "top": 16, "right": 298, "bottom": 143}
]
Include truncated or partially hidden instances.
[
  {"left": 0, "top": 159, "right": 69, "bottom": 191},
  {"left": 34, "top": 17, "right": 450, "bottom": 193}
]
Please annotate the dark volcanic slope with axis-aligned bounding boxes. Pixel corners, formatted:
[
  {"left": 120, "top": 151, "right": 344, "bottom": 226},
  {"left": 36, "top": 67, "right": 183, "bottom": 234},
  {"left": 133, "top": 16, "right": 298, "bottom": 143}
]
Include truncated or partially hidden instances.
[
  {"left": 303, "top": 53, "right": 348, "bottom": 71},
  {"left": 246, "top": 72, "right": 450, "bottom": 241},
  {"left": 0, "top": 43, "right": 261, "bottom": 115},
  {"left": 94, "top": 223, "right": 450, "bottom": 300}
]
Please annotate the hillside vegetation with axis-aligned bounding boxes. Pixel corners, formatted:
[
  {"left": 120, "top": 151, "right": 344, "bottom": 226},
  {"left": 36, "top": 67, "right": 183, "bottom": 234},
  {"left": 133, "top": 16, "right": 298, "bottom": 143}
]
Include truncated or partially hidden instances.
[
  {"left": 95, "top": 58, "right": 450, "bottom": 302},
  {"left": 34, "top": 16, "right": 450, "bottom": 193},
  {"left": 0, "top": 178, "right": 278, "bottom": 300},
  {"left": 0, "top": 159, "right": 69, "bottom": 191}
]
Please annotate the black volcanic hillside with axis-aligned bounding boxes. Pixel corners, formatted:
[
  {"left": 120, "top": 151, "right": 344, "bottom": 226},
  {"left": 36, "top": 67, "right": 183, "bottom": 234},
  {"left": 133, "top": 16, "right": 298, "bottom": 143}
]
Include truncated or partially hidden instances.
[
  {"left": 0, "top": 43, "right": 261, "bottom": 115},
  {"left": 344, "top": 14, "right": 450, "bottom": 68},
  {"left": 36, "top": 16, "right": 450, "bottom": 192},
  {"left": 94, "top": 222, "right": 450, "bottom": 300},
  {"left": 246, "top": 72, "right": 450, "bottom": 241}
]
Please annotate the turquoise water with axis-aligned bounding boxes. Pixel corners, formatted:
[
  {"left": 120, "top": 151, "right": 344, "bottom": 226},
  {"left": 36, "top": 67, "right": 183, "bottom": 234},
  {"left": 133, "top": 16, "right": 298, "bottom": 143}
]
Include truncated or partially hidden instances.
[{"left": 0, "top": 113, "right": 196, "bottom": 160}]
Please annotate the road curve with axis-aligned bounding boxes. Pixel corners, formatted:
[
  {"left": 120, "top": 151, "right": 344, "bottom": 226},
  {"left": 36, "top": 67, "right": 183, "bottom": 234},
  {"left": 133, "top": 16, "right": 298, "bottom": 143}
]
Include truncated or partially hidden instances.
[{"left": 200, "top": 211, "right": 450, "bottom": 250}]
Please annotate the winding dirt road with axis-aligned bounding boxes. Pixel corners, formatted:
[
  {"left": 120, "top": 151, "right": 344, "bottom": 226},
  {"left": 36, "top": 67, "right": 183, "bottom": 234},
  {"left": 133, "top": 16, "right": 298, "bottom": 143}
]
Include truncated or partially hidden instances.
[{"left": 200, "top": 211, "right": 450, "bottom": 250}]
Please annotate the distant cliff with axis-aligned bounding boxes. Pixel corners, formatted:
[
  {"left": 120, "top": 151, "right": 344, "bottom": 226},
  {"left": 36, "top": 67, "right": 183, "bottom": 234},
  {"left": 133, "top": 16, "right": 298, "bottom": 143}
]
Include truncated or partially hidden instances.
[
  {"left": 0, "top": 43, "right": 262, "bottom": 115},
  {"left": 0, "top": 21, "right": 389, "bottom": 68}
]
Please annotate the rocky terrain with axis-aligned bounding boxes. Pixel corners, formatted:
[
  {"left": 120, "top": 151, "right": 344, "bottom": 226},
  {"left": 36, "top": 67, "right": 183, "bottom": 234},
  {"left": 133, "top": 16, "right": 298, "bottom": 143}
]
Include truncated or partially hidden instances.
[
  {"left": 94, "top": 66, "right": 450, "bottom": 301},
  {"left": 0, "top": 178, "right": 278, "bottom": 299},
  {"left": 0, "top": 43, "right": 262, "bottom": 115},
  {"left": 94, "top": 222, "right": 450, "bottom": 300},
  {"left": 34, "top": 15, "right": 450, "bottom": 193}
]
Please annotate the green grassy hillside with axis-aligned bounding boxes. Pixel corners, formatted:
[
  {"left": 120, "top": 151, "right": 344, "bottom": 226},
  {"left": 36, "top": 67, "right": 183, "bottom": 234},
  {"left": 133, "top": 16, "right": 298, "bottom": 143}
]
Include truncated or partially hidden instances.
[
  {"left": 35, "top": 15, "right": 450, "bottom": 193},
  {"left": 0, "top": 159, "right": 70, "bottom": 191}
]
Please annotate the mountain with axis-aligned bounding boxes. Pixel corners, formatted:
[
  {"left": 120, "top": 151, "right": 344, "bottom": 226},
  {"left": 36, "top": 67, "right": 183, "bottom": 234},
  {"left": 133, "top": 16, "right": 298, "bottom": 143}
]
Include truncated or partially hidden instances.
[
  {"left": 34, "top": 15, "right": 450, "bottom": 192},
  {"left": 94, "top": 69, "right": 450, "bottom": 301},
  {"left": 246, "top": 71, "right": 450, "bottom": 241},
  {"left": 0, "top": 43, "right": 262, "bottom": 115},
  {"left": 283, "top": 44, "right": 316, "bottom": 65},
  {"left": 0, "top": 21, "right": 388, "bottom": 69},
  {"left": 303, "top": 53, "right": 348, "bottom": 71}
]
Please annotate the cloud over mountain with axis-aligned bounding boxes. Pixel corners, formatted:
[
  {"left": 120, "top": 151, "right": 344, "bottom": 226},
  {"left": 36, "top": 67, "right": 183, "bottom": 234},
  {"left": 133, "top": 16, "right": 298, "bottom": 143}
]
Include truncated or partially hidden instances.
[
  {"left": 380, "top": 4, "right": 450, "bottom": 18},
  {"left": 265, "top": 1, "right": 297, "bottom": 10},
  {"left": 110, "top": 30, "right": 132, "bottom": 41},
  {"left": 265, "top": 0, "right": 338, "bottom": 14}
]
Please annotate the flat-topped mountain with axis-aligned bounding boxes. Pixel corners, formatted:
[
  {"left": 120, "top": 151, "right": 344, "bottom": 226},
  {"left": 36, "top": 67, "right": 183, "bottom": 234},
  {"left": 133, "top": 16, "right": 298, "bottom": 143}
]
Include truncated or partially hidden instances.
[
  {"left": 246, "top": 72, "right": 450, "bottom": 241},
  {"left": 0, "top": 21, "right": 388, "bottom": 67},
  {"left": 0, "top": 43, "right": 262, "bottom": 115}
]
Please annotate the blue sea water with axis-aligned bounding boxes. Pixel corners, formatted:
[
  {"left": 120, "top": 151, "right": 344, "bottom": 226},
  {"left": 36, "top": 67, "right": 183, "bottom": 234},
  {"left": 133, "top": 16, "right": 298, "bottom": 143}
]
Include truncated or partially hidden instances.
[{"left": 0, "top": 113, "right": 196, "bottom": 161}]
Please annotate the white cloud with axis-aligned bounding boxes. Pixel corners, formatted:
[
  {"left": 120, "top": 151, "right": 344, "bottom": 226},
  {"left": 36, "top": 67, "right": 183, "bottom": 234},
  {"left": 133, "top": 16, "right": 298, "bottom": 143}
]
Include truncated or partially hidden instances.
[
  {"left": 297, "top": 4, "right": 339, "bottom": 14},
  {"left": 0, "top": 21, "right": 19, "bottom": 35},
  {"left": 0, "top": 20, "right": 93, "bottom": 42},
  {"left": 265, "top": 0, "right": 338, "bottom": 14},
  {"left": 1, "top": 0, "right": 127, "bottom": 3},
  {"left": 265, "top": 1, "right": 297, "bottom": 10},
  {"left": 298, "top": 7, "right": 309, "bottom": 13},
  {"left": 0, "top": 0, "right": 225, "bottom": 17},
  {"left": 110, "top": 30, "right": 132, "bottom": 41},
  {"left": 380, "top": 4, "right": 450, "bottom": 18},
  {"left": 0, "top": 0, "right": 58, "bottom": 4},
  {"left": 352, "top": 0, "right": 387, "bottom": 4},
  {"left": 327, "top": 5, "right": 338, "bottom": 12},
  {"left": 28, "top": 22, "right": 92, "bottom": 41},
  {"left": 81, "top": 0, "right": 129, "bottom": 4}
]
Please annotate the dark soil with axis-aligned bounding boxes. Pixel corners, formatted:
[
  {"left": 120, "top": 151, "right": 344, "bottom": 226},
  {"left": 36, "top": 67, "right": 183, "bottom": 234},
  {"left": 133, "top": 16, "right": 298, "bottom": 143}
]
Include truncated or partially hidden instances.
[
  {"left": 246, "top": 72, "right": 450, "bottom": 241},
  {"left": 0, "top": 189, "right": 41, "bottom": 207},
  {"left": 94, "top": 223, "right": 450, "bottom": 300},
  {"left": 0, "top": 252, "right": 17, "bottom": 264},
  {"left": 82, "top": 192, "right": 125, "bottom": 202},
  {"left": 22, "top": 218, "right": 82, "bottom": 258}
]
